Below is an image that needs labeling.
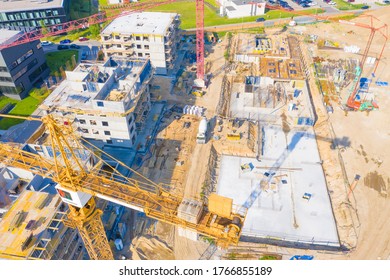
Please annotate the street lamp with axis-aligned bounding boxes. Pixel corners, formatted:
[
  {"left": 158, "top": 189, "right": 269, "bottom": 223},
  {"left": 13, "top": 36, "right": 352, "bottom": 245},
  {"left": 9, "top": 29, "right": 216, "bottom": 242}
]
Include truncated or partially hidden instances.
[{"left": 279, "top": 11, "right": 282, "bottom": 26}]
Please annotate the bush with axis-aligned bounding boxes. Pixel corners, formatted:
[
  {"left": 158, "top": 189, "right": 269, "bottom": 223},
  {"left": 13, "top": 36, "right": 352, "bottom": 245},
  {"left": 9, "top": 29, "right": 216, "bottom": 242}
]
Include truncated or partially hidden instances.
[{"left": 97, "top": 50, "right": 105, "bottom": 61}]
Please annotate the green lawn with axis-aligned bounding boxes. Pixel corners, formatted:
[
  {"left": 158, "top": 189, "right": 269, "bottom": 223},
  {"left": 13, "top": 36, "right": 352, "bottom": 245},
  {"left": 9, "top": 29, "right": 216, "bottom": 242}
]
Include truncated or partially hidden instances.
[
  {"left": 333, "top": 0, "right": 367, "bottom": 10},
  {"left": 205, "top": 0, "right": 220, "bottom": 8},
  {"left": 44, "top": 27, "right": 96, "bottom": 43},
  {"left": 148, "top": 2, "right": 324, "bottom": 29},
  {"left": 45, "top": 50, "right": 79, "bottom": 75},
  {"left": 0, "top": 96, "right": 18, "bottom": 111},
  {"left": 98, "top": 0, "right": 108, "bottom": 6},
  {"left": 0, "top": 88, "right": 50, "bottom": 130},
  {"left": 375, "top": 1, "right": 390, "bottom": 5},
  {"left": 0, "top": 51, "right": 79, "bottom": 130}
]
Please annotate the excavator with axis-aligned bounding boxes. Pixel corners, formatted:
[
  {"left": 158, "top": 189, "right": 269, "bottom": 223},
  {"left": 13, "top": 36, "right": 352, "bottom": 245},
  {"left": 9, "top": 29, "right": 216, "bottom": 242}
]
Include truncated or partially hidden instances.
[{"left": 0, "top": 114, "right": 247, "bottom": 259}]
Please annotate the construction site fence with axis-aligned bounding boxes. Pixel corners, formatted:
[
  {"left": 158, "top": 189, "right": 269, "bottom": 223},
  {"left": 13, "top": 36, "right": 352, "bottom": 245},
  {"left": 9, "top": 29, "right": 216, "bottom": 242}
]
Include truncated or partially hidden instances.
[{"left": 240, "top": 232, "right": 340, "bottom": 248}]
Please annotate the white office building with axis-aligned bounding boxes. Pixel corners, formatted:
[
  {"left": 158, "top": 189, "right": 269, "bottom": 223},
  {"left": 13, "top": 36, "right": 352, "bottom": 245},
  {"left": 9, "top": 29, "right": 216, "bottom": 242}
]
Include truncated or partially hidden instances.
[
  {"left": 219, "top": 0, "right": 266, "bottom": 18},
  {"left": 101, "top": 12, "right": 180, "bottom": 75},
  {"left": 42, "top": 57, "right": 153, "bottom": 147}
]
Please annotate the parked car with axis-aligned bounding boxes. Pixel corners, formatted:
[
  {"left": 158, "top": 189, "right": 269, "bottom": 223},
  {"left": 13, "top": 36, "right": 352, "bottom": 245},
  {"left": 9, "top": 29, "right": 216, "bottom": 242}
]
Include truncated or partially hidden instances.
[
  {"left": 57, "top": 45, "right": 69, "bottom": 50},
  {"left": 302, "top": 3, "right": 311, "bottom": 7},
  {"left": 329, "top": 1, "right": 336, "bottom": 5},
  {"left": 41, "top": 41, "right": 53, "bottom": 46},
  {"left": 60, "top": 39, "right": 71, "bottom": 44},
  {"left": 78, "top": 37, "right": 89, "bottom": 41},
  {"left": 384, "top": 0, "right": 390, "bottom": 3},
  {"left": 361, "top": 5, "right": 369, "bottom": 9},
  {"left": 69, "top": 44, "right": 80, "bottom": 49},
  {"left": 256, "top": 17, "right": 266, "bottom": 22}
]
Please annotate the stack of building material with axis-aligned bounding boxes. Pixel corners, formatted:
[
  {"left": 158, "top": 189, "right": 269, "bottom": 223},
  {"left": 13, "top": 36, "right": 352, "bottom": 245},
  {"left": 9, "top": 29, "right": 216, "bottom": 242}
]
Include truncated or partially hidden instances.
[{"left": 344, "top": 45, "right": 360, "bottom": 53}]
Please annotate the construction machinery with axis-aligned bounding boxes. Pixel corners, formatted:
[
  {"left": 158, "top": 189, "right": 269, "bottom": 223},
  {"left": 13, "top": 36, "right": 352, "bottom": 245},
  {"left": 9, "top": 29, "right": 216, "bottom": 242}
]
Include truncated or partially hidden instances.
[
  {"left": 0, "top": 114, "right": 246, "bottom": 260},
  {"left": 347, "top": 174, "right": 361, "bottom": 199},
  {"left": 262, "top": 7, "right": 388, "bottom": 111},
  {"left": 339, "top": 17, "right": 388, "bottom": 110}
]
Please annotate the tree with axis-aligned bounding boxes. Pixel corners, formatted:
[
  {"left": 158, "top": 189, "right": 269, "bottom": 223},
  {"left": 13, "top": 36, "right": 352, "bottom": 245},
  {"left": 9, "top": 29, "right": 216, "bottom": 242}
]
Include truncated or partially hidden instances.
[
  {"left": 97, "top": 50, "right": 105, "bottom": 61},
  {"left": 89, "top": 24, "right": 101, "bottom": 38}
]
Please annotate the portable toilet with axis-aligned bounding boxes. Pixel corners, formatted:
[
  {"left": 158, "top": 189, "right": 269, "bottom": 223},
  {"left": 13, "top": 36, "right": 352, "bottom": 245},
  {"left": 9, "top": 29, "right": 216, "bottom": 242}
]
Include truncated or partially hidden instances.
[{"left": 115, "top": 239, "right": 124, "bottom": 250}]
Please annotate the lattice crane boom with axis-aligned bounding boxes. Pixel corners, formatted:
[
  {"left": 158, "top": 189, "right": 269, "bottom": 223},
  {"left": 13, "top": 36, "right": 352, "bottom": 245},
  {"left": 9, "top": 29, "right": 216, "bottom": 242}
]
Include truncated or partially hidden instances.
[{"left": 0, "top": 114, "right": 246, "bottom": 259}]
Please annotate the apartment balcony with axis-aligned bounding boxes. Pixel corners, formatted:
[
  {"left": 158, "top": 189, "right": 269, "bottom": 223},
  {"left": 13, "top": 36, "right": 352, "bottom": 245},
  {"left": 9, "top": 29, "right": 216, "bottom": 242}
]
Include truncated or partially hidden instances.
[
  {"left": 123, "top": 36, "right": 132, "bottom": 42},
  {"left": 102, "top": 36, "right": 132, "bottom": 44},
  {"left": 165, "top": 52, "right": 174, "bottom": 61},
  {"left": 164, "top": 39, "right": 173, "bottom": 46}
]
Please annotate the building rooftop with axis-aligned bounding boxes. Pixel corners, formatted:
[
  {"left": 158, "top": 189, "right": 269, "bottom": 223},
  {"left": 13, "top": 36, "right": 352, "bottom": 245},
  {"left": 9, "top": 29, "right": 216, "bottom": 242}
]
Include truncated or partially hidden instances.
[
  {"left": 216, "top": 126, "right": 340, "bottom": 247},
  {"left": 0, "top": 29, "right": 22, "bottom": 45},
  {"left": 0, "top": 0, "right": 64, "bottom": 13},
  {"left": 231, "top": 0, "right": 264, "bottom": 5},
  {"left": 0, "top": 119, "right": 42, "bottom": 144},
  {"left": 43, "top": 58, "right": 152, "bottom": 114},
  {"left": 0, "top": 190, "right": 65, "bottom": 259},
  {"left": 101, "top": 12, "right": 178, "bottom": 36}
]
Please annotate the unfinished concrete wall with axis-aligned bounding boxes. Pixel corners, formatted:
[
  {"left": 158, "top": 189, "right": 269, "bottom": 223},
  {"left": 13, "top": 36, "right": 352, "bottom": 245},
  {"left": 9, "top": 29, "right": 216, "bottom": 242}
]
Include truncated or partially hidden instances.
[{"left": 201, "top": 145, "right": 220, "bottom": 204}]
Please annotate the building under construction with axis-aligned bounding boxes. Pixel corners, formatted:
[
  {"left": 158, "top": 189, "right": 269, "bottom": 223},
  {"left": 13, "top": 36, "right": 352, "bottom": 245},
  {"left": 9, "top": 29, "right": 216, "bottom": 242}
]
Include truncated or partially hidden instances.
[{"left": 42, "top": 57, "right": 153, "bottom": 148}]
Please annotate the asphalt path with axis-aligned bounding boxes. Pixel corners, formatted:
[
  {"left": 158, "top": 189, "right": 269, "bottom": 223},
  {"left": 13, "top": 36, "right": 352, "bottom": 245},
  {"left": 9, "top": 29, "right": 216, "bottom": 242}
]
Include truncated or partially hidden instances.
[{"left": 42, "top": 40, "right": 101, "bottom": 62}]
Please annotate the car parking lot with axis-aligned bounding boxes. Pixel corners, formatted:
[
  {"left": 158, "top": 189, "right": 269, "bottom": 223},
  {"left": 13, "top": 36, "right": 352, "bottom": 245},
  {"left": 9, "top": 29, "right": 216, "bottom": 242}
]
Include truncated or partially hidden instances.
[{"left": 266, "top": 0, "right": 337, "bottom": 10}]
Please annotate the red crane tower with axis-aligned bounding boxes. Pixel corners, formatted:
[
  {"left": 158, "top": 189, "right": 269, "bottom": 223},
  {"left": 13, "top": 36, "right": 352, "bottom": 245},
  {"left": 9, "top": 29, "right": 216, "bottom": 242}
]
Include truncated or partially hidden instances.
[
  {"left": 339, "top": 15, "right": 388, "bottom": 110},
  {"left": 195, "top": 0, "right": 205, "bottom": 88}
]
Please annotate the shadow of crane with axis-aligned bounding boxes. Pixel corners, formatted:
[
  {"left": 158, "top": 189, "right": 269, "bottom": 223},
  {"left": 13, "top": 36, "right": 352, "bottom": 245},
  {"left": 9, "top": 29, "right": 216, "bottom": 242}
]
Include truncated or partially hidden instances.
[{"left": 241, "top": 126, "right": 350, "bottom": 212}]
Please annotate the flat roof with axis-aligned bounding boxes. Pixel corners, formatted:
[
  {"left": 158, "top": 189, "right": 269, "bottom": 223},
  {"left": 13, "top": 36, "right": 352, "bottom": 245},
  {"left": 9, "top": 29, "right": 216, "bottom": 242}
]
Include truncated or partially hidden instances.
[
  {"left": 0, "top": 191, "right": 63, "bottom": 259},
  {"left": 0, "top": 29, "right": 22, "bottom": 45},
  {"left": 226, "top": 6, "right": 236, "bottom": 11},
  {"left": 0, "top": 119, "right": 42, "bottom": 144},
  {"left": 0, "top": 0, "right": 64, "bottom": 13},
  {"left": 101, "top": 12, "right": 178, "bottom": 36},
  {"left": 216, "top": 126, "right": 340, "bottom": 247}
]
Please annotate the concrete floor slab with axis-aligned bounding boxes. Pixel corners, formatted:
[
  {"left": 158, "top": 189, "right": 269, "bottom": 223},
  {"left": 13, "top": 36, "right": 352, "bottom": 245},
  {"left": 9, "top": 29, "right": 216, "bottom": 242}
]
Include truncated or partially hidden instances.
[{"left": 216, "top": 127, "right": 340, "bottom": 247}]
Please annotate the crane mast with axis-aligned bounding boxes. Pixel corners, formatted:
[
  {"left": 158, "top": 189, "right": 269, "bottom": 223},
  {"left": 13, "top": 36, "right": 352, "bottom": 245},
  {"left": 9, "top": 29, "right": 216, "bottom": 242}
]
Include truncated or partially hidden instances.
[
  {"left": 65, "top": 198, "right": 114, "bottom": 260},
  {"left": 0, "top": 114, "right": 246, "bottom": 259},
  {"left": 196, "top": 0, "right": 205, "bottom": 83}
]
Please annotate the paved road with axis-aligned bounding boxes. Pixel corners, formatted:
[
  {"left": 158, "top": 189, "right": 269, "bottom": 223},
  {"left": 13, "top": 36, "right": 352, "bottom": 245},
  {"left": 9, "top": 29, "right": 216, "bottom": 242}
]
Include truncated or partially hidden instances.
[{"left": 42, "top": 40, "right": 101, "bottom": 62}]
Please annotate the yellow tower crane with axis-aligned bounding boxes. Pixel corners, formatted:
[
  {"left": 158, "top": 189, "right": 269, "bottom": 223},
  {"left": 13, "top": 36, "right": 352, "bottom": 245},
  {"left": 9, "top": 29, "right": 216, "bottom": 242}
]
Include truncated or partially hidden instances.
[{"left": 0, "top": 114, "right": 246, "bottom": 260}]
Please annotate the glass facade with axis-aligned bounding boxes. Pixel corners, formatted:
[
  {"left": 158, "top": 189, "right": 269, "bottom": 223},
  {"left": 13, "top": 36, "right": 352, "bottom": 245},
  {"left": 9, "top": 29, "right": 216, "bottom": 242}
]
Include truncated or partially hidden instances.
[{"left": 0, "top": 2, "right": 69, "bottom": 30}]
